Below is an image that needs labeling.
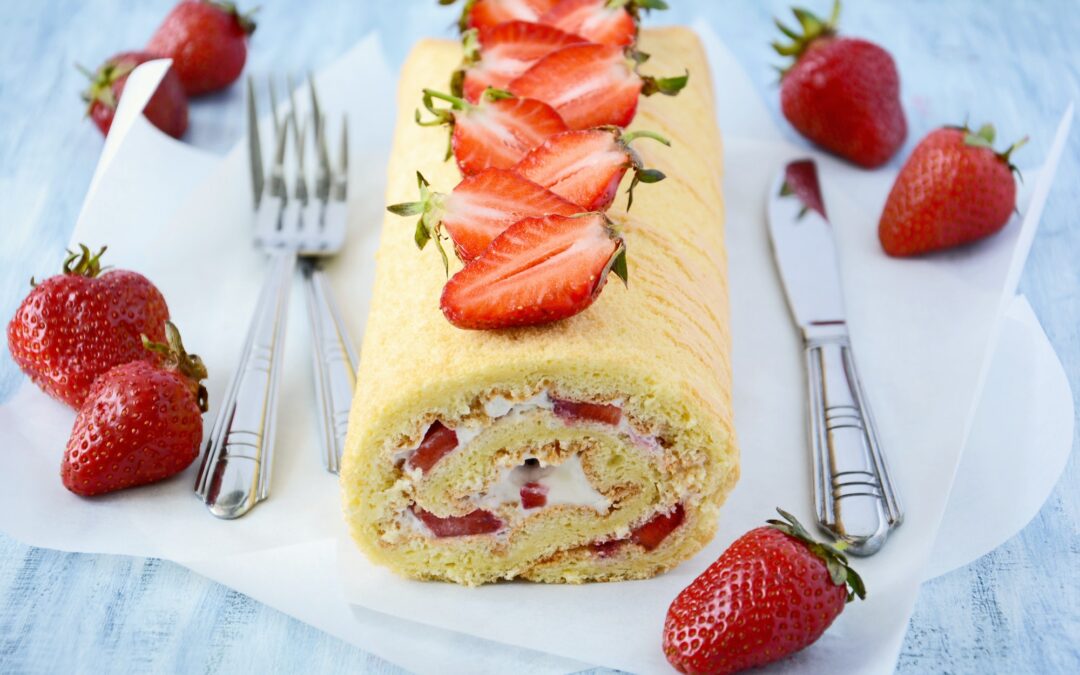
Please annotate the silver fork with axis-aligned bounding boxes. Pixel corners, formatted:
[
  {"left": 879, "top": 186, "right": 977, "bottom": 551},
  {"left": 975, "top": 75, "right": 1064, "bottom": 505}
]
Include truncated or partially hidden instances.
[{"left": 195, "top": 75, "right": 354, "bottom": 519}]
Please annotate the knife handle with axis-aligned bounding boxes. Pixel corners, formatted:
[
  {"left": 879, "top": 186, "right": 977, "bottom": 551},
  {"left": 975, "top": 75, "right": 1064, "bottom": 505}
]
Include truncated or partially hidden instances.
[{"left": 804, "top": 324, "right": 902, "bottom": 555}]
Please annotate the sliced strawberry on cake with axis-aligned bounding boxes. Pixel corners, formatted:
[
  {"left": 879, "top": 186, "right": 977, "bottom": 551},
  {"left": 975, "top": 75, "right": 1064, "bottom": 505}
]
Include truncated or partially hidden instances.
[
  {"left": 387, "top": 170, "right": 581, "bottom": 266},
  {"left": 508, "top": 43, "right": 688, "bottom": 129},
  {"left": 440, "top": 212, "right": 627, "bottom": 329},
  {"left": 540, "top": 0, "right": 668, "bottom": 47},
  {"left": 458, "top": 20, "right": 586, "bottom": 103},
  {"left": 417, "top": 88, "right": 568, "bottom": 176},
  {"left": 459, "top": 0, "right": 561, "bottom": 31},
  {"left": 514, "top": 127, "right": 669, "bottom": 210}
]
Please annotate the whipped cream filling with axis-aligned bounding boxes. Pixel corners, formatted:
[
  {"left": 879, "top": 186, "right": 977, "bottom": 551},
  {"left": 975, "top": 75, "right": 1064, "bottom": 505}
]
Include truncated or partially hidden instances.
[
  {"left": 478, "top": 454, "right": 611, "bottom": 512},
  {"left": 393, "top": 390, "right": 659, "bottom": 486},
  {"left": 482, "top": 391, "right": 554, "bottom": 418}
]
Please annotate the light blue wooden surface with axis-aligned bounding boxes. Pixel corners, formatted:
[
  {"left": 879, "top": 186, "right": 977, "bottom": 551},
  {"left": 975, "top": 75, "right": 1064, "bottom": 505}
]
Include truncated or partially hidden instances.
[{"left": 1, "top": 0, "right": 1078, "bottom": 672}]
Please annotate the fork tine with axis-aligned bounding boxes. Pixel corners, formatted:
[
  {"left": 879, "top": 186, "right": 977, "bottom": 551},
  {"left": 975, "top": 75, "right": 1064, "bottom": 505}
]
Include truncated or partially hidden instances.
[
  {"left": 307, "top": 72, "right": 322, "bottom": 134},
  {"left": 269, "top": 113, "right": 290, "bottom": 202},
  {"left": 268, "top": 75, "right": 280, "bottom": 139},
  {"left": 309, "top": 76, "right": 332, "bottom": 203},
  {"left": 335, "top": 114, "right": 348, "bottom": 201},
  {"left": 294, "top": 113, "right": 310, "bottom": 206},
  {"left": 286, "top": 73, "right": 300, "bottom": 146},
  {"left": 315, "top": 113, "right": 331, "bottom": 203},
  {"left": 246, "top": 75, "right": 264, "bottom": 208}
]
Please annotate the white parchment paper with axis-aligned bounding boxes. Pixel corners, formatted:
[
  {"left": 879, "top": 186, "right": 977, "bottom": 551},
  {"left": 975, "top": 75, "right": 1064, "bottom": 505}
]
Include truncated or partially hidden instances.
[{"left": 0, "top": 28, "right": 1073, "bottom": 675}]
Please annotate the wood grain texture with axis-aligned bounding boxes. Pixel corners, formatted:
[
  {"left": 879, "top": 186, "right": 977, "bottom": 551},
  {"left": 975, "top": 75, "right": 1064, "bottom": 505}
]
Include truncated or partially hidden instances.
[{"left": 0, "top": 0, "right": 1077, "bottom": 672}]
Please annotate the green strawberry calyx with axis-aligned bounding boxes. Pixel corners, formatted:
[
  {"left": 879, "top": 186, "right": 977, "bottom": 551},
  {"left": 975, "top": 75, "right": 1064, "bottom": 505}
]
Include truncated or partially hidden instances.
[
  {"left": 207, "top": 1, "right": 257, "bottom": 36},
  {"left": 606, "top": 0, "right": 669, "bottom": 24},
  {"left": 416, "top": 87, "right": 515, "bottom": 161},
  {"left": 449, "top": 29, "right": 481, "bottom": 98},
  {"left": 618, "top": 129, "right": 670, "bottom": 209},
  {"left": 33, "top": 243, "right": 107, "bottom": 286},
  {"left": 142, "top": 321, "right": 210, "bottom": 413},
  {"left": 772, "top": 0, "right": 842, "bottom": 75},
  {"left": 62, "top": 244, "right": 108, "bottom": 277},
  {"left": 959, "top": 123, "right": 1029, "bottom": 176},
  {"left": 767, "top": 507, "right": 867, "bottom": 603},
  {"left": 78, "top": 60, "right": 137, "bottom": 114},
  {"left": 629, "top": 50, "right": 689, "bottom": 97},
  {"left": 386, "top": 172, "right": 452, "bottom": 275}
]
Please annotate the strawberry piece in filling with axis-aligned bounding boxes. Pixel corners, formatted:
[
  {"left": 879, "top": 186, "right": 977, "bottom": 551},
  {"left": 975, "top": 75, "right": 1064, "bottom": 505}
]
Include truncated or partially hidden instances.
[
  {"left": 520, "top": 481, "right": 549, "bottom": 509},
  {"left": 413, "top": 507, "right": 504, "bottom": 537},
  {"left": 552, "top": 398, "right": 622, "bottom": 425},
  {"left": 405, "top": 422, "right": 458, "bottom": 473},
  {"left": 592, "top": 504, "right": 685, "bottom": 555},
  {"left": 591, "top": 539, "right": 626, "bottom": 558},
  {"left": 631, "top": 503, "right": 685, "bottom": 551}
]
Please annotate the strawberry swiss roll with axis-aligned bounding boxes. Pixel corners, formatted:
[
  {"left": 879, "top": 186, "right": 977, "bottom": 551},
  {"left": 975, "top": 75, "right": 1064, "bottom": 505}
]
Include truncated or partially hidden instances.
[{"left": 341, "top": 26, "right": 736, "bottom": 586}]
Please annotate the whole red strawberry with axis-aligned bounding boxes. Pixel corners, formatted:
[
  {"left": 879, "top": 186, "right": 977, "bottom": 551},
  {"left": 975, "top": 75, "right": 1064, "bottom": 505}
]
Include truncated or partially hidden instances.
[
  {"left": 147, "top": 0, "right": 256, "bottom": 96},
  {"left": 63, "top": 322, "right": 208, "bottom": 497},
  {"left": 774, "top": 2, "right": 906, "bottom": 168},
  {"left": 80, "top": 51, "right": 189, "bottom": 139},
  {"left": 7, "top": 245, "right": 170, "bottom": 408},
  {"left": 663, "top": 509, "right": 866, "bottom": 675},
  {"left": 879, "top": 124, "right": 1024, "bottom": 257}
]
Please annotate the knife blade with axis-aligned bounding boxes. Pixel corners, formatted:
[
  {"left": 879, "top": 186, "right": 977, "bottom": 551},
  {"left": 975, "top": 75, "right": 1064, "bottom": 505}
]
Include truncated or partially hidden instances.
[{"left": 767, "top": 159, "right": 902, "bottom": 556}]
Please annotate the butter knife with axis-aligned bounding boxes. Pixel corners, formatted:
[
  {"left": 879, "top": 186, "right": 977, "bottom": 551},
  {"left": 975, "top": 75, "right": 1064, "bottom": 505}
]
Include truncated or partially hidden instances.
[{"left": 766, "top": 159, "right": 902, "bottom": 556}]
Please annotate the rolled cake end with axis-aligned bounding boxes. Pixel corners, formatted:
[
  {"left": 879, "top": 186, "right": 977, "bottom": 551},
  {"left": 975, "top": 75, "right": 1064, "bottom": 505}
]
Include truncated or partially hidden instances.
[{"left": 342, "top": 372, "right": 737, "bottom": 586}]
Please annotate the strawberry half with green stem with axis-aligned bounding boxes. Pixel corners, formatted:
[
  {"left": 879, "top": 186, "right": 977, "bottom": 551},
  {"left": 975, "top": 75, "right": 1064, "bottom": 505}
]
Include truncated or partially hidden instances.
[
  {"left": 417, "top": 88, "right": 568, "bottom": 176},
  {"left": 62, "top": 321, "right": 208, "bottom": 497},
  {"left": 664, "top": 509, "right": 866, "bottom": 675},
  {"left": 508, "top": 43, "right": 687, "bottom": 130},
  {"left": 387, "top": 170, "right": 580, "bottom": 269},
  {"left": 147, "top": 0, "right": 256, "bottom": 96},
  {"left": 7, "top": 245, "right": 170, "bottom": 409},
  {"left": 513, "top": 127, "right": 669, "bottom": 210},
  {"left": 79, "top": 51, "right": 189, "bottom": 139},
  {"left": 540, "top": 0, "right": 669, "bottom": 48},
  {"left": 456, "top": 21, "right": 586, "bottom": 104},
  {"left": 774, "top": 1, "right": 906, "bottom": 168},
  {"left": 444, "top": 0, "right": 560, "bottom": 32},
  {"left": 879, "top": 124, "right": 1025, "bottom": 257},
  {"left": 440, "top": 212, "right": 626, "bottom": 329}
]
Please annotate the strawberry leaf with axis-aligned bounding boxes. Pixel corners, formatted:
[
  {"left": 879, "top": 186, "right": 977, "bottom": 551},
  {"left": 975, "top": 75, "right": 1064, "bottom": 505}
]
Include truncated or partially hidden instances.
[
  {"left": 414, "top": 217, "right": 431, "bottom": 249},
  {"left": 387, "top": 201, "right": 424, "bottom": 216},
  {"left": 771, "top": 1, "right": 840, "bottom": 73},
  {"left": 641, "top": 71, "right": 689, "bottom": 97},
  {"left": 611, "top": 247, "right": 629, "bottom": 286},
  {"left": 635, "top": 168, "right": 666, "bottom": 183},
  {"left": 141, "top": 320, "right": 209, "bottom": 412}
]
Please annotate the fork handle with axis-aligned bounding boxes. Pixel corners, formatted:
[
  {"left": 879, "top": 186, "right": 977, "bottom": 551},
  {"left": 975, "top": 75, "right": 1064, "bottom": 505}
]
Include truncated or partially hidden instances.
[
  {"left": 195, "top": 250, "right": 295, "bottom": 518},
  {"left": 301, "top": 260, "right": 358, "bottom": 474},
  {"left": 804, "top": 324, "right": 902, "bottom": 556}
]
